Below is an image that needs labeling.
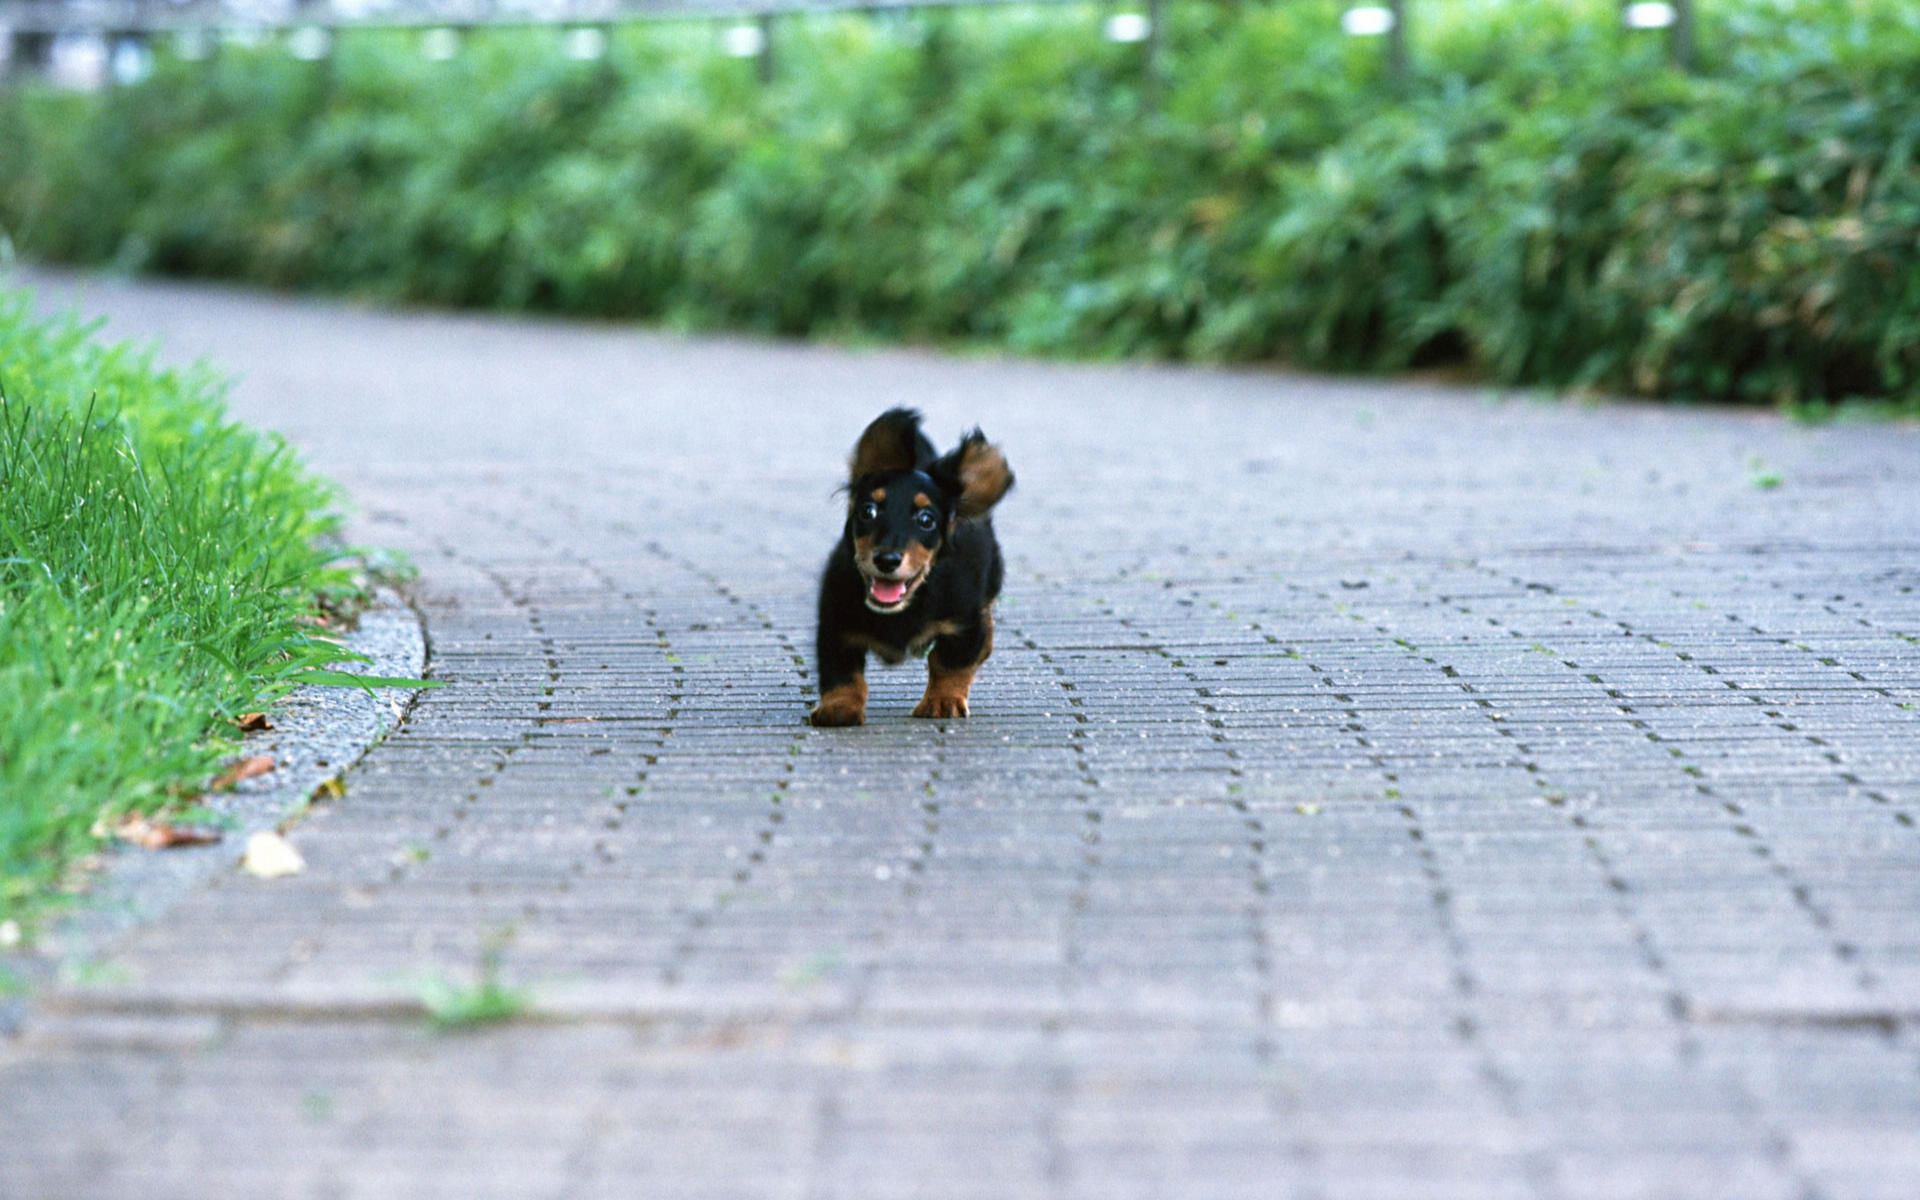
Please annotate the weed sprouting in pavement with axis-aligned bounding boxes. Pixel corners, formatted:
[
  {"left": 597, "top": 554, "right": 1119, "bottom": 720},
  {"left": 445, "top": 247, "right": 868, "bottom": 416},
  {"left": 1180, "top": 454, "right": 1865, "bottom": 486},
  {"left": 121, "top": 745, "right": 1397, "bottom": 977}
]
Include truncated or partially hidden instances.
[{"left": 416, "top": 930, "right": 530, "bottom": 1031}]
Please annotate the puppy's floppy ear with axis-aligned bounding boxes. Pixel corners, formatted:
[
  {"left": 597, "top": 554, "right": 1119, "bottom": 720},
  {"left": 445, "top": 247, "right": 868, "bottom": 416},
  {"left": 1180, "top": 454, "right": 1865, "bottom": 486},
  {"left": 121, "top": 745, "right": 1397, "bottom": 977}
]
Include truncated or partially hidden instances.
[
  {"left": 932, "top": 430, "right": 1014, "bottom": 520},
  {"left": 850, "top": 408, "right": 936, "bottom": 480}
]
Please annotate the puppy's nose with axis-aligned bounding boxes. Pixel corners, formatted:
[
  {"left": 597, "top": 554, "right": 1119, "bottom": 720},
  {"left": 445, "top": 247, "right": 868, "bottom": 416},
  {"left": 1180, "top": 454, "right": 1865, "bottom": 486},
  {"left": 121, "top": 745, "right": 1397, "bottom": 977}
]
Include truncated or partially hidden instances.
[{"left": 872, "top": 550, "right": 904, "bottom": 575}]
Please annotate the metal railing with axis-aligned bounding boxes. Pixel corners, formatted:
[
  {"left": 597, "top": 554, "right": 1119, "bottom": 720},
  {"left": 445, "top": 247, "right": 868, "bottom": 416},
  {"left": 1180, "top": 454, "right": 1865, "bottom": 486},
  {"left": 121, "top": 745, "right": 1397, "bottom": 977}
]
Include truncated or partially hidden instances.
[
  {"left": 0, "top": 0, "right": 988, "bottom": 32},
  {"left": 10, "top": 0, "right": 1110, "bottom": 90},
  {"left": 0, "top": 0, "right": 1696, "bottom": 88}
]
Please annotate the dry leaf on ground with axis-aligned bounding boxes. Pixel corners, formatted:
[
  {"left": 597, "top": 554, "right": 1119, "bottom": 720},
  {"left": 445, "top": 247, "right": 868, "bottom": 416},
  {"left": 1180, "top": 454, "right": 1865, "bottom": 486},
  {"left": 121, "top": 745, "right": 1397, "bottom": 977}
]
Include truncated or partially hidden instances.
[
  {"left": 236, "top": 712, "right": 275, "bottom": 732},
  {"left": 241, "top": 831, "right": 305, "bottom": 878},
  {"left": 109, "top": 814, "right": 224, "bottom": 850},
  {"left": 212, "top": 754, "right": 276, "bottom": 789}
]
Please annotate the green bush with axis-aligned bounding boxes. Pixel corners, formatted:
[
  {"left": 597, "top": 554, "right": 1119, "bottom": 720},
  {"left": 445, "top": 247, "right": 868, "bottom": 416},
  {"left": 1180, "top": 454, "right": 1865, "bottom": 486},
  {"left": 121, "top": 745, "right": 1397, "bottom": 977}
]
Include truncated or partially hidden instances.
[
  {"left": 1446, "top": 3, "right": 1920, "bottom": 401},
  {"left": 1194, "top": 88, "right": 1496, "bottom": 371},
  {"left": 2, "top": 0, "right": 1916, "bottom": 404}
]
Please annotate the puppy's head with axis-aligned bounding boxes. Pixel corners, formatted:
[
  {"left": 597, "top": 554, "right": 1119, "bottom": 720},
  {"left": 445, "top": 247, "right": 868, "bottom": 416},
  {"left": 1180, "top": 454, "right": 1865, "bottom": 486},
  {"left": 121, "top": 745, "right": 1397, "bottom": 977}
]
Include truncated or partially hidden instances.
[{"left": 843, "top": 409, "right": 1013, "bottom": 615}]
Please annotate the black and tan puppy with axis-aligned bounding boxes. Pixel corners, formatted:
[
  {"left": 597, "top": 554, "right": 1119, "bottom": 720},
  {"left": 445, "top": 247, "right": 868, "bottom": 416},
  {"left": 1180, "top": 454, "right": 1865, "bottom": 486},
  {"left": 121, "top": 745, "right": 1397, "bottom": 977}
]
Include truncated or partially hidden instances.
[{"left": 810, "top": 408, "right": 1014, "bottom": 727}]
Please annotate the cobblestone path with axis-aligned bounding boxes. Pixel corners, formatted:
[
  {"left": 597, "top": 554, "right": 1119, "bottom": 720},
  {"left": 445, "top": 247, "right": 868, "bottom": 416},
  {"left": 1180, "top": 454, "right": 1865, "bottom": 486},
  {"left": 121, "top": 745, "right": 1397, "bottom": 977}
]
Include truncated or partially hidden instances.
[{"left": 6, "top": 271, "right": 1920, "bottom": 1199}]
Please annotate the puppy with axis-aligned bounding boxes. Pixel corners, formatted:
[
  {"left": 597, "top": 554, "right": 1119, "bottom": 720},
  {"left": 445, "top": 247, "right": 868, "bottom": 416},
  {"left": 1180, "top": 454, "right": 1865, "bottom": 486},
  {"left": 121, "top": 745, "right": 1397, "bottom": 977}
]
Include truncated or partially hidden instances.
[{"left": 810, "top": 408, "right": 1014, "bottom": 726}]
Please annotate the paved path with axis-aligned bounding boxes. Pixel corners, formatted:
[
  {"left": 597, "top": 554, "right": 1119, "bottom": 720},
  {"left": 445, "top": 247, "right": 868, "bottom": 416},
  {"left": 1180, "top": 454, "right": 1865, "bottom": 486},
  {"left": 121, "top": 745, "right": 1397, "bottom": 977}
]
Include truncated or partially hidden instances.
[{"left": 6, "top": 269, "right": 1920, "bottom": 1199}]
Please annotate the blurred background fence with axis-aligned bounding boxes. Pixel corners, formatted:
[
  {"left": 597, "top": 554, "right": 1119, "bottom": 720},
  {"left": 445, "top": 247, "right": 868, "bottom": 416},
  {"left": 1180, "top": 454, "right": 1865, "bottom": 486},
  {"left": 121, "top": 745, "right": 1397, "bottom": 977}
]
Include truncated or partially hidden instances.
[{"left": 1, "top": 0, "right": 1696, "bottom": 89}]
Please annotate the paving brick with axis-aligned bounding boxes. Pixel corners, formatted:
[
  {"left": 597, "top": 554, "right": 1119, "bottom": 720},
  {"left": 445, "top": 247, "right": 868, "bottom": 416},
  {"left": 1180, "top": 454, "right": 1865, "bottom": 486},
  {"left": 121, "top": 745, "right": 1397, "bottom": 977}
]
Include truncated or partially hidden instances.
[{"left": 5, "top": 268, "right": 1920, "bottom": 1197}]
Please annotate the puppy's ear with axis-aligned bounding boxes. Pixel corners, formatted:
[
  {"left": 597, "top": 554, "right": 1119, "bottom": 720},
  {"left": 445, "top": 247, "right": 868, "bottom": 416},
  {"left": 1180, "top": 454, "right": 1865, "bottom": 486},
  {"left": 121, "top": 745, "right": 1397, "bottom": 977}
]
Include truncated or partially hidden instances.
[
  {"left": 933, "top": 430, "right": 1014, "bottom": 520},
  {"left": 849, "top": 408, "right": 934, "bottom": 480}
]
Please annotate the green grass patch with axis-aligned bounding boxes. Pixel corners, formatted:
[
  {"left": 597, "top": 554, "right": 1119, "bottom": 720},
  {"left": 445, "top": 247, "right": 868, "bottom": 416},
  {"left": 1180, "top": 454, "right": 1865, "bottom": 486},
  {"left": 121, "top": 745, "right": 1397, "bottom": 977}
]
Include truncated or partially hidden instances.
[
  {"left": 417, "top": 971, "right": 528, "bottom": 1030},
  {"left": 0, "top": 289, "right": 355, "bottom": 926},
  {"left": 415, "top": 932, "right": 529, "bottom": 1030}
]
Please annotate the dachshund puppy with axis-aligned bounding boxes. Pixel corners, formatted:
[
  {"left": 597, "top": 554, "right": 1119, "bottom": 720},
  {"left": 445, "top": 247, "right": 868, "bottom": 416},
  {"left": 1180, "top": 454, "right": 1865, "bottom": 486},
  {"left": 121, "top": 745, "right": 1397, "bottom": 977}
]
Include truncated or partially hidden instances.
[{"left": 810, "top": 408, "right": 1013, "bottom": 726}]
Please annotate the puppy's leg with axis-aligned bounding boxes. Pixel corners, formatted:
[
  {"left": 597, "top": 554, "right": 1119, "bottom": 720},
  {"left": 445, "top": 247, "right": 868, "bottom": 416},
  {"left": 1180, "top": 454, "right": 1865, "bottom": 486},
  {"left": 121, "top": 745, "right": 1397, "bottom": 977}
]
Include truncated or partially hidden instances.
[
  {"left": 811, "top": 633, "right": 869, "bottom": 727},
  {"left": 914, "top": 608, "right": 993, "bottom": 719}
]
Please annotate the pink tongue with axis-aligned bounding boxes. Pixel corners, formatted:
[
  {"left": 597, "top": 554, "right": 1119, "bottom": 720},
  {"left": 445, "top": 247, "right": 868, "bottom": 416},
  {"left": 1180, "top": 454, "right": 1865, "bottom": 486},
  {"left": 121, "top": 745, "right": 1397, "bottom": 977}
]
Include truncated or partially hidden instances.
[{"left": 870, "top": 579, "right": 907, "bottom": 605}]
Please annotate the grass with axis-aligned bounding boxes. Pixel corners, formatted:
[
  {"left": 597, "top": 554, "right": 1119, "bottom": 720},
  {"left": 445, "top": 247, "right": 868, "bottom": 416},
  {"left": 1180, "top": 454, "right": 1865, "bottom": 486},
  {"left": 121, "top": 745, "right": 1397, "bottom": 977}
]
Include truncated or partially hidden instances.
[
  {"left": 418, "top": 972, "right": 528, "bottom": 1030},
  {"left": 0, "top": 287, "right": 360, "bottom": 928},
  {"left": 416, "top": 933, "right": 529, "bottom": 1030}
]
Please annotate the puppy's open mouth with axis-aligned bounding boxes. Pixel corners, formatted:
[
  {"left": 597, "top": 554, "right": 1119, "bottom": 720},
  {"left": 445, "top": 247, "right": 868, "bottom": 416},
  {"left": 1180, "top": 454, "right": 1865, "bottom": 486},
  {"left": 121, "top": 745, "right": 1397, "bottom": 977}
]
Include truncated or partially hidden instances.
[{"left": 864, "top": 571, "right": 926, "bottom": 613}]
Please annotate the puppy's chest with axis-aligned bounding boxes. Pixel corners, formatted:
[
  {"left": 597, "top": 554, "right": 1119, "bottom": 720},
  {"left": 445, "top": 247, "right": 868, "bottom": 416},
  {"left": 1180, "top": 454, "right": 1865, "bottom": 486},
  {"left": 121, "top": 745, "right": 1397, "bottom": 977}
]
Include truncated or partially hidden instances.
[{"left": 848, "top": 618, "right": 965, "bottom": 665}]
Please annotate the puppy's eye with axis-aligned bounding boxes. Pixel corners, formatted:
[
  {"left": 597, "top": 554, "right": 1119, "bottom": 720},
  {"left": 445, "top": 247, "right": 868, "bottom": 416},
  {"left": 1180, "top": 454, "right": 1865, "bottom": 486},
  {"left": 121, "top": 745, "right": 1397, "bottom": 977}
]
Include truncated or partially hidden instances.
[
  {"left": 914, "top": 509, "right": 938, "bottom": 531},
  {"left": 858, "top": 502, "right": 879, "bottom": 521}
]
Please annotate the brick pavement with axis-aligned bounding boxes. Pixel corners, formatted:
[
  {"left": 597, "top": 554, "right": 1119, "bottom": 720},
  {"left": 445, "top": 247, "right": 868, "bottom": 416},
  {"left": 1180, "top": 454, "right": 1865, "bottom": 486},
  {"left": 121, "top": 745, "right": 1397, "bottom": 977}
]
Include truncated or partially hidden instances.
[{"left": 5, "top": 270, "right": 1920, "bottom": 1199}]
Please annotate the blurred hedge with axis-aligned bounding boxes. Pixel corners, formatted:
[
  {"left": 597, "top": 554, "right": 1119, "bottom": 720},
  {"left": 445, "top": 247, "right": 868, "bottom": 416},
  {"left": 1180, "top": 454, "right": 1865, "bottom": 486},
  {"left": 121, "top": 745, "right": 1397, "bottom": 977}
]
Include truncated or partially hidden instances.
[{"left": 2, "top": 0, "right": 1916, "bottom": 404}]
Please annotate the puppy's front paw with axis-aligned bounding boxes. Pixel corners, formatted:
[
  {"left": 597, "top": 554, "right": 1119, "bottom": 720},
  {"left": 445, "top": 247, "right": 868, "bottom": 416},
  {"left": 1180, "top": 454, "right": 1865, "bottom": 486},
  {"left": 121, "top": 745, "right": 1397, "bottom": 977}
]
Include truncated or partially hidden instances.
[
  {"left": 911, "top": 693, "right": 969, "bottom": 720},
  {"left": 811, "top": 683, "right": 868, "bottom": 727}
]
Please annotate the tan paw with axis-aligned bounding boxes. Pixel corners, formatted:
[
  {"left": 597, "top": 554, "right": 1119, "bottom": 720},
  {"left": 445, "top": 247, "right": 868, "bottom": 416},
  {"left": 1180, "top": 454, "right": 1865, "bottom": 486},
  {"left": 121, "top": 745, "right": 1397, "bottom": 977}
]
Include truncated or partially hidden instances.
[
  {"left": 810, "top": 697, "right": 866, "bottom": 727},
  {"left": 912, "top": 693, "right": 970, "bottom": 719},
  {"left": 811, "top": 678, "right": 867, "bottom": 727}
]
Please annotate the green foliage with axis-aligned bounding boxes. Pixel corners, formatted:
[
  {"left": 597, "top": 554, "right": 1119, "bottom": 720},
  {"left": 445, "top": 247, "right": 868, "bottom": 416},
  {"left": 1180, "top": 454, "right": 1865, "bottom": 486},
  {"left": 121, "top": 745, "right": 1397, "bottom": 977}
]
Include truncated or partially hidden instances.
[
  {"left": 1446, "top": 0, "right": 1920, "bottom": 402},
  {"left": 2, "top": 0, "right": 1916, "bottom": 404},
  {"left": 416, "top": 931, "right": 529, "bottom": 1029},
  {"left": 0, "top": 292, "right": 349, "bottom": 919},
  {"left": 417, "top": 970, "right": 529, "bottom": 1030}
]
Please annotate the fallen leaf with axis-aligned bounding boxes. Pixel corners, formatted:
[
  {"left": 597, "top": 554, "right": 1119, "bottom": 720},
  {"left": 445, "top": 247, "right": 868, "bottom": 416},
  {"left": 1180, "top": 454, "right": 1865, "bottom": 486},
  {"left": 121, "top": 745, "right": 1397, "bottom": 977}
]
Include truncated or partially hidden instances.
[
  {"left": 110, "top": 814, "right": 224, "bottom": 850},
  {"left": 213, "top": 754, "right": 276, "bottom": 789},
  {"left": 236, "top": 712, "right": 275, "bottom": 732},
  {"left": 242, "top": 831, "right": 305, "bottom": 879}
]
